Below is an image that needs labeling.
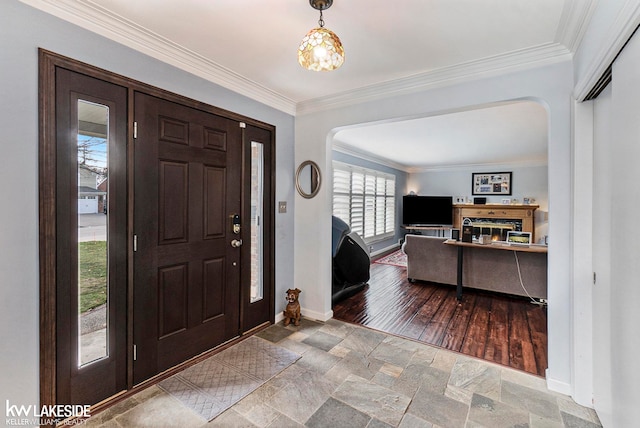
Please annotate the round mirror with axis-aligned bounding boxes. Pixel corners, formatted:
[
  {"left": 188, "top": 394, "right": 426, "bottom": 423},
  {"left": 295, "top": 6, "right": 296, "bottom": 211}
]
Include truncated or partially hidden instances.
[{"left": 295, "top": 160, "right": 321, "bottom": 199}]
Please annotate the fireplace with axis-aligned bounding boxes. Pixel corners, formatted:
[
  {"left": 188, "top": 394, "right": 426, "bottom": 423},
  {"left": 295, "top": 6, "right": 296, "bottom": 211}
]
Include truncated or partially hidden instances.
[
  {"left": 453, "top": 204, "right": 538, "bottom": 241},
  {"left": 466, "top": 218, "right": 523, "bottom": 241}
]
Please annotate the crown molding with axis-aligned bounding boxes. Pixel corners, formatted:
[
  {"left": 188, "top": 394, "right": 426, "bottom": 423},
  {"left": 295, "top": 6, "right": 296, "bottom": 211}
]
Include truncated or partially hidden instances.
[
  {"left": 25, "top": 0, "right": 553, "bottom": 174},
  {"left": 555, "top": 0, "right": 598, "bottom": 53},
  {"left": 296, "top": 43, "right": 572, "bottom": 115},
  {"left": 23, "top": 0, "right": 580, "bottom": 116},
  {"left": 332, "top": 142, "right": 411, "bottom": 173},
  {"left": 406, "top": 159, "right": 549, "bottom": 174},
  {"left": 333, "top": 142, "right": 548, "bottom": 174},
  {"left": 20, "top": 0, "right": 298, "bottom": 115},
  {"left": 574, "top": 0, "right": 640, "bottom": 101}
]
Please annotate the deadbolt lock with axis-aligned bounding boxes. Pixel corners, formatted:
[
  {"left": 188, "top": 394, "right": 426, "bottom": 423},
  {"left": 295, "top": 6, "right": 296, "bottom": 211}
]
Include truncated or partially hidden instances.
[{"left": 231, "top": 214, "right": 241, "bottom": 234}]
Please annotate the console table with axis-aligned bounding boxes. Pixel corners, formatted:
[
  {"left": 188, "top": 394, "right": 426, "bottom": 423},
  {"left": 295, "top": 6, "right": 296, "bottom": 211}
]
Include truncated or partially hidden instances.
[
  {"left": 453, "top": 204, "right": 538, "bottom": 241},
  {"left": 444, "top": 239, "right": 547, "bottom": 301}
]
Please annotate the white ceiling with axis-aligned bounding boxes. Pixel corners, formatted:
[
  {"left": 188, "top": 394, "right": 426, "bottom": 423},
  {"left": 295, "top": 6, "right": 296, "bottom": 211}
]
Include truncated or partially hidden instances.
[
  {"left": 91, "top": 0, "right": 569, "bottom": 103},
  {"left": 334, "top": 101, "right": 549, "bottom": 171},
  {"left": 23, "top": 0, "right": 594, "bottom": 169}
]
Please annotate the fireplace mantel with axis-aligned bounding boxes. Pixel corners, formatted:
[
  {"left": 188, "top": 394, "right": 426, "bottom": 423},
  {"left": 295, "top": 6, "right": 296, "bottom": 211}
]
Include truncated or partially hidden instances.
[{"left": 452, "top": 204, "right": 539, "bottom": 241}]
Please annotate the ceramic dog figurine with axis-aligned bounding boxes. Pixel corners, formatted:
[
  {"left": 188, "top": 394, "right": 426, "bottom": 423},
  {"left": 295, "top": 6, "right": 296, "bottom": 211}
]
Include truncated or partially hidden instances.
[{"left": 283, "top": 288, "right": 301, "bottom": 326}]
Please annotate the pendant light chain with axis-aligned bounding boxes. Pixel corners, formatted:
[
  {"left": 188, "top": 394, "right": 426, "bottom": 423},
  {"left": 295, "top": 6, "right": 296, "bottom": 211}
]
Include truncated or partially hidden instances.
[{"left": 318, "top": 9, "right": 325, "bottom": 28}]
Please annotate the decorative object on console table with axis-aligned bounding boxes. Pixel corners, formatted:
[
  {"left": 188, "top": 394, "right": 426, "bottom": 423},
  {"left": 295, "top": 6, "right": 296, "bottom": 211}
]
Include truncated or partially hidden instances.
[
  {"left": 451, "top": 229, "right": 460, "bottom": 241},
  {"left": 462, "top": 218, "right": 473, "bottom": 242},
  {"left": 462, "top": 226, "right": 473, "bottom": 243},
  {"left": 472, "top": 172, "right": 512, "bottom": 195}
]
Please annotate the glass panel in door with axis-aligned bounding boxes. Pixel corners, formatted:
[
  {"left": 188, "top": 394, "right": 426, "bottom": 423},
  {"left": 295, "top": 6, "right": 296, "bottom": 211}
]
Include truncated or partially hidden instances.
[
  {"left": 250, "top": 141, "right": 264, "bottom": 303},
  {"left": 77, "top": 100, "right": 109, "bottom": 366}
]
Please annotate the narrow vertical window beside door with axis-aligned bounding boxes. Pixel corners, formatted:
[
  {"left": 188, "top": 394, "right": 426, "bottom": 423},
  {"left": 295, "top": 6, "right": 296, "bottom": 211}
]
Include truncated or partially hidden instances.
[
  {"left": 77, "top": 100, "right": 109, "bottom": 366},
  {"left": 250, "top": 142, "right": 264, "bottom": 303}
]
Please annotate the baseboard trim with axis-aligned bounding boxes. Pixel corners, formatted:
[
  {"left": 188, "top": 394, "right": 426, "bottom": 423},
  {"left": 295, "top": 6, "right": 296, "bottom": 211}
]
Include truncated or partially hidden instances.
[
  {"left": 301, "top": 307, "right": 333, "bottom": 322},
  {"left": 275, "top": 307, "right": 333, "bottom": 323},
  {"left": 546, "top": 369, "right": 572, "bottom": 396},
  {"left": 370, "top": 243, "right": 400, "bottom": 258}
]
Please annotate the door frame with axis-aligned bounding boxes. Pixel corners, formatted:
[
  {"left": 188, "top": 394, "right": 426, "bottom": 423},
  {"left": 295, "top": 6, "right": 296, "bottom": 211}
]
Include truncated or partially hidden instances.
[{"left": 39, "top": 49, "right": 276, "bottom": 409}]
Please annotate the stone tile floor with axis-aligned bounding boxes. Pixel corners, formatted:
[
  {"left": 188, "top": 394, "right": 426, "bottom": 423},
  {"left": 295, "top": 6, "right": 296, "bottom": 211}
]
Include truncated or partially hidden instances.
[{"left": 83, "top": 318, "right": 602, "bottom": 427}]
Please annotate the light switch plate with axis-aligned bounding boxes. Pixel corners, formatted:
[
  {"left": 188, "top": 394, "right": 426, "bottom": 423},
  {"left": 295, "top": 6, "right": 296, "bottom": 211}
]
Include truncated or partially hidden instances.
[{"left": 278, "top": 201, "right": 287, "bottom": 213}]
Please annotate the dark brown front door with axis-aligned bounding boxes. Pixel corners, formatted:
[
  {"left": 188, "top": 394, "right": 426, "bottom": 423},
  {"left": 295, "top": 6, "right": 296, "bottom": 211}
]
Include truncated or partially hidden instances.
[
  {"left": 132, "top": 92, "right": 242, "bottom": 383},
  {"left": 41, "top": 51, "right": 277, "bottom": 409}
]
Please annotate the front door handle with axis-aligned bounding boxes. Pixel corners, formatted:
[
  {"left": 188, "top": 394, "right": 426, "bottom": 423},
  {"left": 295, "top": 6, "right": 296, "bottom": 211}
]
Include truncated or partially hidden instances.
[{"left": 231, "top": 239, "right": 243, "bottom": 248}]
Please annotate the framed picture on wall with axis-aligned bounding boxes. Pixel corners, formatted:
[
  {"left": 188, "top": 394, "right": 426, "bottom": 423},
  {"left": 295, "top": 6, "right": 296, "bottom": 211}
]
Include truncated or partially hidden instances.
[{"left": 472, "top": 172, "right": 512, "bottom": 195}]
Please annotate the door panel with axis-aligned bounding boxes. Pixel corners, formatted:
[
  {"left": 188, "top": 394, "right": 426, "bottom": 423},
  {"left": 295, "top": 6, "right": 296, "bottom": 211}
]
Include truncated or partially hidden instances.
[
  {"left": 158, "top": 264, "right": 188, "bottom": 338},
  {"left": 55, "top": 68, "right": 127, "bottom": 405},
  {"left": 203, "top": 258, "right": 226, "bottom": 319},
  {"left": 133, "top": 92, "right": 242, "bottom": 384},
  {"left": 204, "top": 167, "right": 226, "bottom": 238},
  {"left": 158, "top": 160, "right": 189, "bottom": 243}
]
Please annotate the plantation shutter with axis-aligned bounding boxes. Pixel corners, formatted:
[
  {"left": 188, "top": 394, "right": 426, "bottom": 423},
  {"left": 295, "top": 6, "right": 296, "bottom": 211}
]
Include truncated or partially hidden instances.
[{"left": 332, "top": 161, "right": 396, "bottom": 243}]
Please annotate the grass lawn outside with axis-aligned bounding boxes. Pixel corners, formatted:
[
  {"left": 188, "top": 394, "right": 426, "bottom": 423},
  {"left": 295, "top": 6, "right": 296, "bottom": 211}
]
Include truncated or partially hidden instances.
[{"left": 79, "top": 240, "right": 107, "bottom": 313}]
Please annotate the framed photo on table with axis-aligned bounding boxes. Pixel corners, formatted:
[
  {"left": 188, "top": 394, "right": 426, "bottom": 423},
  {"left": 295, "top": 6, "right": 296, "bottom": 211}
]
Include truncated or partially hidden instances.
[{"left": 472, "top": 172, "right": 512, "bottom": 195}]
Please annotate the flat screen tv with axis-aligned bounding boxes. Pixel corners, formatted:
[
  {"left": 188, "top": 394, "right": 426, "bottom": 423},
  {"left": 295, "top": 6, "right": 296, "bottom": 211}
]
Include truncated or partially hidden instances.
[{"left": 402, "top": 195, "right": 453, "bottom": 227}]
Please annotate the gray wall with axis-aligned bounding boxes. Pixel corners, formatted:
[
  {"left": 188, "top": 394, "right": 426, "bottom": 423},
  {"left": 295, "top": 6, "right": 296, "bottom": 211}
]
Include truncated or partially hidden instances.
[{"left": 0, "top": 1, "right": 295, "bottom": 408}]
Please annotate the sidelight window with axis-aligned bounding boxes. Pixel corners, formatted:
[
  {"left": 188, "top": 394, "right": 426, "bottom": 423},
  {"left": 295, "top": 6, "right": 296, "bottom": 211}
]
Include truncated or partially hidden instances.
[
  {"left": 77, "top": 100, "right": 109, "bottom": 367},
  {"left": 250, "top": 142, "right": 264, "bottom": 303}
]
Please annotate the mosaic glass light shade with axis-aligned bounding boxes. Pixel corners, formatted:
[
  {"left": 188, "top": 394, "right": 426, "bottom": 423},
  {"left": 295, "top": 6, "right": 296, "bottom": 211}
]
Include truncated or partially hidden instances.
[{"left": 297, "top": 27, "right": 345, "bottom": 71}]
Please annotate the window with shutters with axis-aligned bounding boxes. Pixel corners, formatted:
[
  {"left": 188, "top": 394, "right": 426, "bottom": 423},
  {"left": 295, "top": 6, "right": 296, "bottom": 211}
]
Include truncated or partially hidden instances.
[{"left": 332, "top": 161, "right": 396, "bottom": 243}]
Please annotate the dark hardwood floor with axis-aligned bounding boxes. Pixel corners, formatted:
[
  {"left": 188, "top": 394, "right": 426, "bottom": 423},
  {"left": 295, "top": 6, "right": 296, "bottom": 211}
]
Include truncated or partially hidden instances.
[{"left": 332, "top": 262, "right": 548, "bottom": 377}]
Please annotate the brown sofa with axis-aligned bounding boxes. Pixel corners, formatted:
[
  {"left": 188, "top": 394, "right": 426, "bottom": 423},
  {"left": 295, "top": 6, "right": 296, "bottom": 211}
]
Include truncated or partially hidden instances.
[{"left": 402, "top": 235, "right": 547, "bottom": 299}]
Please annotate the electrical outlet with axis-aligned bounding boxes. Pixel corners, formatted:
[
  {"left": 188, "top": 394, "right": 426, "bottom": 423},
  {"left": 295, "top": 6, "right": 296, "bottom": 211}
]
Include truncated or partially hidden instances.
[{"left": 278, "top": 201, "right": 287, "bottom": 213}]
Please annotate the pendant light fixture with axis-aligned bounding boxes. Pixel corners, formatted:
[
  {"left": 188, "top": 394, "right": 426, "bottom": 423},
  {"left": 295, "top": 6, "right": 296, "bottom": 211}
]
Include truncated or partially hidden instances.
[{"left": 298, "top": 0, "right": 344, "bottom": 71}]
